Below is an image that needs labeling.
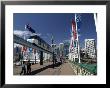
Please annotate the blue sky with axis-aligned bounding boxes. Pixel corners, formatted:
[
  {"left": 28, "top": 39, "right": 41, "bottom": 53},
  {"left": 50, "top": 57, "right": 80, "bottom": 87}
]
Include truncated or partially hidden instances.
[{"left": 13, "top": 13, "right": 97, "bottom": 48}]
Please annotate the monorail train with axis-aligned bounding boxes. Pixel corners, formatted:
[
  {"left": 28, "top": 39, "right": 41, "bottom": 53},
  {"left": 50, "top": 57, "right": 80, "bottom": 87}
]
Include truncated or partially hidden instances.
[{"left": 27, "top": 35, "right": 51, "bottom": 51}]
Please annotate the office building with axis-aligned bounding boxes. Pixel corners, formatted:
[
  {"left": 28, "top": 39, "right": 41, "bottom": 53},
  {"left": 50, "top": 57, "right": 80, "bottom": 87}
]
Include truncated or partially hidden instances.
[{"left": 85, "top": 39, "right": 96, "bottom": 59}]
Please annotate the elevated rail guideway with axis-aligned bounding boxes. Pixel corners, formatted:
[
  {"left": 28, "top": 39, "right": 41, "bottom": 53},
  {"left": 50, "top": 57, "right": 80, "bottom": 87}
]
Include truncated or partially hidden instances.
[{"left": 14, "top": 34, "right": 53, "bottom": 65}]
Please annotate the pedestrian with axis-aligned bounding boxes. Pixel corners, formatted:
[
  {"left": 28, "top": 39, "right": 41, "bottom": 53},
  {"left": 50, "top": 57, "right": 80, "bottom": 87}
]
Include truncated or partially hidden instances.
[
  {"left": 60, "top": 57, "right": 62, "bottom": 65},
  {"left": 25, "top": 59, "right": 28, "bottom": 74},
  {"left": 55, "top": 58, "right": 57, "bottom": 64},
  {"left": 27, "top": 60, "right": 31, "bottom": 75},
  {"left": 20, "top": 61, "right": 26, "bottom": 75}
]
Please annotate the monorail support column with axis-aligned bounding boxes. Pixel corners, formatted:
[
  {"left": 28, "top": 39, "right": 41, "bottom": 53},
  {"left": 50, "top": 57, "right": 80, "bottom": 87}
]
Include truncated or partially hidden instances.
[
  {"left": 40, "top": 51, "right": 43, "bottom": 65},
  {"left": 53, "top": 52, "right": 55, "bottom": 68}
]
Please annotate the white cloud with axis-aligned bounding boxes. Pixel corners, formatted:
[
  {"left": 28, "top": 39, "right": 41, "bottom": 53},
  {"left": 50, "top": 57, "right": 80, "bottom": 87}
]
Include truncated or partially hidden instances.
[
  {"left": 14, "top": 30, "right": 30, "bottom": 36},
  {"left": 14, "top": 30, "right": 41, "bottom": 37}
]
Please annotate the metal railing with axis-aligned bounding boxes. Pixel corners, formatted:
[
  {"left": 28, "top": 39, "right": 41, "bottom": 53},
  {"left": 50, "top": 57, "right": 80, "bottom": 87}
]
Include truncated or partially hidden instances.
[{"left": 70, "top": 61, "right": 97, "bottom": 75}]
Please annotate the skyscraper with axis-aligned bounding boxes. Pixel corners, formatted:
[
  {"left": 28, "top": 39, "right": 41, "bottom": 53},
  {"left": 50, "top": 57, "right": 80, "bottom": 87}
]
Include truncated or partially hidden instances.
[
  {"left": 85, "top": 39, "right": 96, "bottom": 59},
  {"left": 59, "top": 43, "right": 64, "bottom": 57},
  {"left": 51, "top": 44, "right": 56, "bottom": 51},
  {"left": 64, "top": 40, "right": 70, "bottom": 57}
]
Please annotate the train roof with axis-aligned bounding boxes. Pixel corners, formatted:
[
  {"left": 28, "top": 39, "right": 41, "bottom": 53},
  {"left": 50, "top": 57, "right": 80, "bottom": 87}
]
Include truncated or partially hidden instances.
[
  {"left": 28, "top": 35, "right": 50, "bottom": 46},
  {"left": 29, "top": 35, "right": 40, "bottom": 39}
]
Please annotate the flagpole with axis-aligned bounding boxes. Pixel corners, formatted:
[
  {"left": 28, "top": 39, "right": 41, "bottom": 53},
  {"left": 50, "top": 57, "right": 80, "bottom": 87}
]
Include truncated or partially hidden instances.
[
  {"left": 72, "top": 37, "right": 75, "bottom": 62},
  {"left": 75, "top": 14, "right": 81, "bottom": 63},
  {"left": 69, "top": 35, "right": 72, "bottom": 61},
  {"left": 71, "top": 20, "right": 76, "bottom": 62},
  {"left": 94, "top": 13, "right": 97, "bottom": 28},
  {"left": 51, "top": 35, "right": 55, "bottom": 68},
  {"left": 24, "top": 25, "right": 27, "bottom": 40},
  {"left": 93, "top": 13, "right": 97, "bottom": 60}
]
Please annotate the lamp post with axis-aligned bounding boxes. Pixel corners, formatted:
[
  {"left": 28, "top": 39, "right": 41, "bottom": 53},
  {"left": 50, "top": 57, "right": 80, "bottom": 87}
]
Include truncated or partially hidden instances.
[
  {"left": 51, "top": 35, "right": 55, "bottom": 68},
  {"left": 34, "top": 49, "right": 36, "bottom": 64}
]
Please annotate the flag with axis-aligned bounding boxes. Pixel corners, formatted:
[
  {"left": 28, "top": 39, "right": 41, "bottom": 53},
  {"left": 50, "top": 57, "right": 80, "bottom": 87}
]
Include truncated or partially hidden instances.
[
  {"left": 23, "top": 46, "right": 27, "bottom": 52},
  {"left": 75, "top": 13, "right": 81, "bottom": 63},
  {"left": 16, "top": 47, "right": 19, "bottom": 53},
  {"left": 75, "top": 14, "right": 81, "bottom": 30},
  {"left": 72, "top": 20, "right": 77, "bottom": 40},
  {"left": 70, "top": 38, "right": 77, "bottom": 48},
  {"left": 34, "top": 49, "right": 36, "bottom": 54},
  {"left": 25, "top": 24, "right": 35, "bottom": 33},
  {"left": 29, "top": 48, "right": 33, "bottom": 52}
]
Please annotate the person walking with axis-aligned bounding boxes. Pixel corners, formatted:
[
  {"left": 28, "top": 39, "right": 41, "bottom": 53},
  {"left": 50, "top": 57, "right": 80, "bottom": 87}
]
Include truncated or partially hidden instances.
[
  {"left": 60, "top": 57, "right": 62, "bottom": 65},
  {"left": 25, "top": 59, "right": 28, "bottom": 74},
  {"left": 27, "top": 60, "right": 31, "bottom": 75},
  {"left": 20, "top": 61, "right": 26, "bottom": 75}
]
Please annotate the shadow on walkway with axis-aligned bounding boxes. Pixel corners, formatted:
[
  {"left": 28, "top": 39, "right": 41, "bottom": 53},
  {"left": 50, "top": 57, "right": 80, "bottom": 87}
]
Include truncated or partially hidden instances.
[{"left": 29, "top": 62, "right": 62, "bottom": 75}]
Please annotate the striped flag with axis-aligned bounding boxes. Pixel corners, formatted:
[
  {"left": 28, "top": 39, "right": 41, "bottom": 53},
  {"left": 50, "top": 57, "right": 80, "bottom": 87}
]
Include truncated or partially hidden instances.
[
  {"left": 72, "top": 20, "right": 77, "bottom": 40},
  {"left": 69, "top": 14, "right": 81, "bottom": 62},
  {"left": 70, "top": 38, "right": 77, "bottom": 49},
  {"left": 75, "top": 14, "right": 81, "bottom": 30},
  {"left": 23, "top": 46, "right": 27, "bottom": 52},
  {"left": 75, "top": 13, "right": 81, "bottom": 63}
]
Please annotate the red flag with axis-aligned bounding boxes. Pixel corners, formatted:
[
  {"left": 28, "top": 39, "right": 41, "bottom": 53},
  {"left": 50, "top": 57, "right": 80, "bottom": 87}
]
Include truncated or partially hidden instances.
[
  {"left": 21, "top": 47, "right": 24, "bottom": 52},
  {"left": 22, "top": 46, "right": 27, "bottom": 52},
  {"left": 72, "top": 20, "right": 77, "bottom": 40},
  {"left": 34, "top": 49, "right": 36, "bottom": 54}
]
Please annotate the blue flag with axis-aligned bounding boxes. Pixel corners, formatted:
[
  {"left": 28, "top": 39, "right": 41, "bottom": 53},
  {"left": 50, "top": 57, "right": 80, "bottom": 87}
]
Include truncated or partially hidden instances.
[
  {"left": 16, "top": 47, "right": 19, "bottom": 53},
  {"left": 29, "top": 48, "right": 33, "bottom": 52},
  {"left": 76, "top": 14, "right": 82, "bottom": 30}
]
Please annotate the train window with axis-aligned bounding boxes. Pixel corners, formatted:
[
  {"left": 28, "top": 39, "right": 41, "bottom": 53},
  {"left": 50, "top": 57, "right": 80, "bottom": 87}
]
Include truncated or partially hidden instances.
[
  {"left": 35, "top": 39, "right": 38, "bottom": 45},
  {"left": 39, "top": 39, "right": 41, "bottom": 45}
]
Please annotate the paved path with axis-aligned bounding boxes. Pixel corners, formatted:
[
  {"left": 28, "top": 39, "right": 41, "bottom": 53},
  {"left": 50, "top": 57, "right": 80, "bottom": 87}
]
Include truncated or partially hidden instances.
[
  {"left": 59, "top": 61, "right": 76, "bottom": 75},
  {"left": 13, "top": 61, "right": 53, "bottom": 75},
  {"left": 37, "top": 61, "right": 76, "bottom": 75},
  {"left": 14, "top": 60, "right": 76, "bottom": 75}
]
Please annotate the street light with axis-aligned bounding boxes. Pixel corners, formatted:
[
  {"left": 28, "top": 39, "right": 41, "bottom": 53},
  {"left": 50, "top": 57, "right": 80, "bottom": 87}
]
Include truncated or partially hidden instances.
[{"left": 51, "top": 35, "right": 55, "bottom": 68}]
